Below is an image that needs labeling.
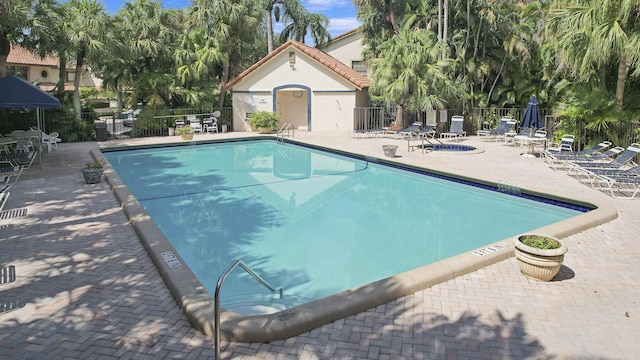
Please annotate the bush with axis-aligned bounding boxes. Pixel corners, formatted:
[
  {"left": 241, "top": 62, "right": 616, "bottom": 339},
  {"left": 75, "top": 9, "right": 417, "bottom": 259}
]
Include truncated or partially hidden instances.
[{"left": 248, "top": 111, "right": 279, "bottom": 130}]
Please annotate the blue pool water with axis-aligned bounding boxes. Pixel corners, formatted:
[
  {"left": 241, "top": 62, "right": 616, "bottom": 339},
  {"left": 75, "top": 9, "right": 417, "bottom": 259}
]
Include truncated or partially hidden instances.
[{"left": 104, "top": 140, "right": 585, "bottom": 313}]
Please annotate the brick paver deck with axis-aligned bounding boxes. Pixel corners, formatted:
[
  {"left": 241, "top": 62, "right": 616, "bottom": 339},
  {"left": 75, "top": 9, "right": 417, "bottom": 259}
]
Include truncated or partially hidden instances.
[{"left": 1, "top": 132, "right": 638, "bottom": 359}]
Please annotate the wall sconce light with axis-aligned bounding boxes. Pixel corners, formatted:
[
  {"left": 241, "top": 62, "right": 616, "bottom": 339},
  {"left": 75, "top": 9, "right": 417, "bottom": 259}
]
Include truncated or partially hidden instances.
[{"left": 289, "top": 52, "right": 296, "bottom": 69}]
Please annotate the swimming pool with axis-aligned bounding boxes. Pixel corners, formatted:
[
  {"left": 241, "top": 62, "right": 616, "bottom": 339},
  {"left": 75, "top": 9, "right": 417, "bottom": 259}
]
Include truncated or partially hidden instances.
[{"left": 99, "top": 137, "right": 614, "bottom": 342}]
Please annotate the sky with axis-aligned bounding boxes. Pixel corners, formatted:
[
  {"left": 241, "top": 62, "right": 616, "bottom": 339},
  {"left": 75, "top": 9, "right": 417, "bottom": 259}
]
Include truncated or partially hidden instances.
[{"left": 100, "top": 0, "right": 360, "bottom": 38}]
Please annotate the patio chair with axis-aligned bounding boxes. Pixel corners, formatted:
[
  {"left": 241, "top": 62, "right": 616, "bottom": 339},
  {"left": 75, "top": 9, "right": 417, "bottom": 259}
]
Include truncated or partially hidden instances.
[
  {"left": 417, "top": 124, "right": 437, "bottom": 139},
  {"left": 395, "top": 122, "right": 422, "bottom": 139},
  {"left": 566, "top": 143, "right": 640, "bottom": 177},
  {"left": 589, "top": 172, "right": 640, "bottom": 199},
  {"left": 187, "top": 115, "right": 202, "bottom": 134},
  {"left": 546, "top": 134, "right": 575, "bottom": 153},
  {"left": 203, "top": 117, "right": 219, "bottom": 134},
  {"left": 440, "top": 116, "right": 466, "bottom": 140},
  {"left": 41, "top": 132, "right": 61, "bottom": 152},
  {"left": 0, "top": 164, "right": 23, "bottom": 186},
  {"left": 578, "top": 164, "right": 640, "bottom": 184},
  {"left": 477, "top": 117, "right": 513, "bottom": 140},
  {"left": 543, "top": 141, "right": 612, "bottom": 162},
  {"left": 0, "top": 150, "right": 37, "bottom": 169},
  {"left": 0, "top": 190, "right": 9, "bottom": 212},
  {"left": 503, "top": 127, "right": 529, "bottom": 146}
]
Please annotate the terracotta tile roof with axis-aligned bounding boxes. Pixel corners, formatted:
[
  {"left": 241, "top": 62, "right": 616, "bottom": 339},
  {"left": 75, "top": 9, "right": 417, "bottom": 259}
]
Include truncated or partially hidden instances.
[
  {"left": 7, "top": 45, "right": 59, "bottom": 67},
  {"left": 225, "top": 40, "right": 370, "bottom": 90},
  {"left": 326, "top": 28, "right": 360, "bottom": 44},
  {"left": 37, "top": 82, "right": 75, "bottom": 92}
]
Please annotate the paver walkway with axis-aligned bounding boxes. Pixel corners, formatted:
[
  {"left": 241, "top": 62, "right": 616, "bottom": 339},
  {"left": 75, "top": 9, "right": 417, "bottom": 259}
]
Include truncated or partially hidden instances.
[{"left": 1, "top": 132, "right": 638, "bottom": 359}]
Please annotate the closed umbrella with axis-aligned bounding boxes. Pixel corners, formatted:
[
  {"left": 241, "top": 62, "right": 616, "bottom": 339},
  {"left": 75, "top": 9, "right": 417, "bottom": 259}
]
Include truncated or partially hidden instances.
[
  {"left": 519, "top": 95, "right": 545, "bottom": 157},
  {"left": 520, "top": 95, "right": 543, "bottom": 134}
]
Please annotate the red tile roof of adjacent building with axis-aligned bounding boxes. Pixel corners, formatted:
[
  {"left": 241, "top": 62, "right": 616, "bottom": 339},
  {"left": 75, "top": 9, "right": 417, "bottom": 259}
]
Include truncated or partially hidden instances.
[
  {"left": 7, "top": 45, "right": 59, "bottom": 67},
  {"left": 326, "top": 28, "right": 360, "bottom": 44},
  {"left": 225, "top": 40, "right": 370, "bottom": 90}
]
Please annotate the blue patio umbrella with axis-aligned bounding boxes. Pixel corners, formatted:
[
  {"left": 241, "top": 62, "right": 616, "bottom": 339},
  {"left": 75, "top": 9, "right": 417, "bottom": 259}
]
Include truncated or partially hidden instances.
[{"left": 520, "top": 95, "right": 543, "bottom": 131}]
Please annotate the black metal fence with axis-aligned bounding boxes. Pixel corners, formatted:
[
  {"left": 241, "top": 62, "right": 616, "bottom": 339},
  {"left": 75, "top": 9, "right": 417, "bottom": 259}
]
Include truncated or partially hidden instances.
[{"left": 48, "top": 107, "right": 233, "bottom": 142}]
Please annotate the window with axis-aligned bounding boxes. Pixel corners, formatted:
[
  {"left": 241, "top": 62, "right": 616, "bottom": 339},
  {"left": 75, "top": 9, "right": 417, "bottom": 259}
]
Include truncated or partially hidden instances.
[
  {"left": 7, "top": 66, "right": 28, "bottom": 80},
  {"left": 351, "top": 61, "right": 367, "bottom": 77},
  {"left": 66, "top": 72, "right": 76, "bottom": 82}
]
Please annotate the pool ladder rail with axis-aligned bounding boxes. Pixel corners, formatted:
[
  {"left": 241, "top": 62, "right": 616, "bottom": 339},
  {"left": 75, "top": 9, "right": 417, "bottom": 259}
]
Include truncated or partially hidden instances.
[
  {"left": 276, "top": 122, "right": 293, "bottom": 142},
  {"left": 215, "top": 259, "right": 283, "bottom": 359}
]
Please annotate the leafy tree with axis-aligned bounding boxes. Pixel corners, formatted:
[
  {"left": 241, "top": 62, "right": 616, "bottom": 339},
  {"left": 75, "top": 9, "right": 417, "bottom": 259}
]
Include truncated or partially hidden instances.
[
  {"left": 0, "top": 0, "right": 34, "bottom": 77},
  {"left": 264, "top": 0, "right": 329, "bottom": 52},
  {"left": 278, "top": 10, "right": 330, "bottom": 46},
  {"left": 189, "top": 0, "right": 264, "bottom": 109},
  {"left": 369, "top": 11, "right": 464, "bottom": 123},
  {"left": 60, "top": 0, "right": 108, "bottom": 118},
  {"left": 175, "top": 27, "right": 225, "bottom": 108},
  {"left": 547, "top": 0, "right": 640, "bottom": 112}
]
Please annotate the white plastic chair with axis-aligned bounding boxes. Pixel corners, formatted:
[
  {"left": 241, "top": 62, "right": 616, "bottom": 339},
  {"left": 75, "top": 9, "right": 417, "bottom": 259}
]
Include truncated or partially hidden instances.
[
  {"left": 203, "top": 117, "right": 218, "bottom": 133},
  {"left": 187, "top": 115, "right": 202, "bottom": 134}
]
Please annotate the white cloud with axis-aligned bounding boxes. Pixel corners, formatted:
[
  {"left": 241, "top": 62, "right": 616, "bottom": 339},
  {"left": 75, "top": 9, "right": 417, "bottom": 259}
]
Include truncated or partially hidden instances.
[
  {"left": 329, "top": 17, "right": 361, "bottom": 35},
  {"left": 304, "top": 0, "right": 352, "bottom": 12}
]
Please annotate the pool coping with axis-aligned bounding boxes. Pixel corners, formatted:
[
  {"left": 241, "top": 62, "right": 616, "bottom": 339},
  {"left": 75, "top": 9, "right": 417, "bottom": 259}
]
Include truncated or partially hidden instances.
[{"left": 92, "top": 138, "right": 618, "bottom": 343}]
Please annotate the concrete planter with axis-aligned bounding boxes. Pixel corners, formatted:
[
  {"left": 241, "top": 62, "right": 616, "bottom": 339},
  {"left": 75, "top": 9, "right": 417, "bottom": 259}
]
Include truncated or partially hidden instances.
[
  {"left": 514, "top": 234, "right": 568, "bottom": 281},
  {"left": 382, "top": 145, "right": 398, "bottom": 157},
  {"left": 81, "top": 168, "right": 104, "bottom": 184}
]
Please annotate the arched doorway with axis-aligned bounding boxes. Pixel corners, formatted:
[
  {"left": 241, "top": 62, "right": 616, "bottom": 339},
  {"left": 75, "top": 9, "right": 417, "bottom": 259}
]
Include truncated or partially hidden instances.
[{"left": 273, "top": 85, "right": 311, "bottom": 130}]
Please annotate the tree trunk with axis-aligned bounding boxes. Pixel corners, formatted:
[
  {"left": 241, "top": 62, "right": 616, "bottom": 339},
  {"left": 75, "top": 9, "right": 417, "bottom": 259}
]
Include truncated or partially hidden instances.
[
  {"left": 217, "top": 55, "right": 231, "bottom": 110},
  {"left": 443, "top": 0, "right": 448, "bottom": 46},
  {"left": 266, "top": 8, "right": 274, "bottom": 53},
  {"left": 56, "top": 55, "right": 67, "bottom": 97},
  {"left": 437, "top": 0, "right": 442, "bottom": 41},
  {"left": 73, "top": 50, "right": 85, "bottom": 120},
  {"left": 0, "top": 35, "right": 10, "bottom": 78},
  {"left": 615, "top": 54, "right": 627, "bottom": 112},
  {"left": 486, "top": 53, "right": 507, "bottom": 107}
]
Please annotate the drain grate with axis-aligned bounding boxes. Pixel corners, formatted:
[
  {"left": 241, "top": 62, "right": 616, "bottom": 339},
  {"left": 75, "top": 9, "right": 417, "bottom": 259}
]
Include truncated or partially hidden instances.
[
  {"left": 1, "top": 265, "right": 16, "bottom": 285},
  {"left": 0, "top": 208, "right": 27, "bottom": 220},
  {"left": 0, "top": 299, "right": 25, "bottom": 314}
]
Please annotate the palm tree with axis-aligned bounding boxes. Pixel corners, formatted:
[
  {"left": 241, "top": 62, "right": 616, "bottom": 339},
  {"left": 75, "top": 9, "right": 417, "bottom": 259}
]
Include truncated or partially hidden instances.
[
  {"left": 265, "top": 0, "right": 324, "bottom": 53},
  {"left": 369, "top": 14, "right": 463, "bottom": 124},
  {"left": 189, "top": 0, "right": 264, "bottom": 109},
  {"left": 60, "top": 0, "right": 108, "bottom": 118},
  {"left": 175, "top": 27, "right": 226, "bottom": 108},
  {"left": 109, "top": 0, "right": 181, "bottom": 108},
  {"left": 26, "top": 0, "right": 71, "bottom": 97},
  {"left": 547, "top": 0, "right": 640, "bottom": 112},
  {"left": 0, "top": 0, "right": 34, "bottom": 77},
  {"left": 277, "top": 11, "right": 330, "bottom": 46}
]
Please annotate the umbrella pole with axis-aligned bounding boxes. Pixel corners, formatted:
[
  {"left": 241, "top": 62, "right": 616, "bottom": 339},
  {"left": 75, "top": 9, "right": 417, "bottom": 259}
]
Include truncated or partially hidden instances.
[{"left": 37, "top": 108, "right": 42, "bottom": 169}]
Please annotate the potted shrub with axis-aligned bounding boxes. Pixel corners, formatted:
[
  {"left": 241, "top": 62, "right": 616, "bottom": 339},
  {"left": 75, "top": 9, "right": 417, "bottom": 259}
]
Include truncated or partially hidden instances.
[
  {"left": 81, "top": 159, "right": 105, "bottom": 184},
  {"left": 248, "top": 111, "right": 280, "bottom": 133},
  {"left": 514, "top": 234, "right": 568, "bottom": 281},
  {"left": 175, "top": 125, "right": 194, "bottom": 140}
]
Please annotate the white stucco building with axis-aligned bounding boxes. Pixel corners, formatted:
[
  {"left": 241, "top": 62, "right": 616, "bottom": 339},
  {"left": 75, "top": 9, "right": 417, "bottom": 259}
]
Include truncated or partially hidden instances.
[{"left": 225, "top": 30, "right": 370, "bottom": 132}]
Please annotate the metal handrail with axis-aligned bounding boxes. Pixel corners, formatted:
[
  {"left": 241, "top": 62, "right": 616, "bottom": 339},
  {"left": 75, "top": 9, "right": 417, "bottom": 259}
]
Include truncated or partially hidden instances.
[
  {"left": 214, "top": 259, "right": 283, "bottom": 359},
  {"left": 276, "top": 122, "right": 293, "bottom": 142}
]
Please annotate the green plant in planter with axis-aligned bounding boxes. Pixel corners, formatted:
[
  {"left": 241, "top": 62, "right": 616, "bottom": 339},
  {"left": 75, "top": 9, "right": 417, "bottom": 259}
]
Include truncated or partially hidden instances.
[
  {"left": 519, "top": 235, "right": 561, "bottom": 249},
  {"left": 85, "top": 159, "right": 106, "bottom": 169},
  {"left": 82, "top": 159, "right": 106, "bottom": 184},
  {"left": 514, "top": 234, "right": 567, "bottom": 281},
  {"left": 249, "top": 111, "right": 280, "bottom": 132},
  {"left": 175, "top": 125, "right": 194, "bottom": 135}
]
